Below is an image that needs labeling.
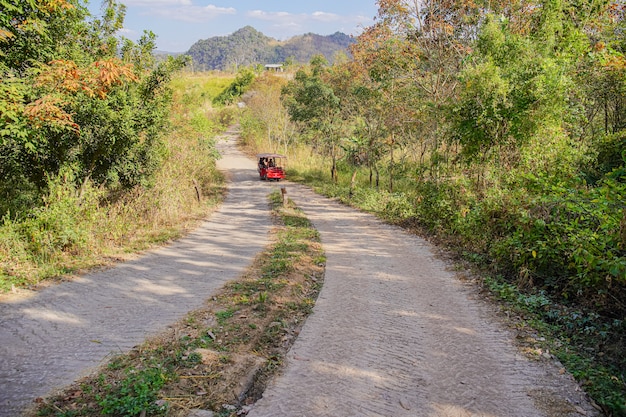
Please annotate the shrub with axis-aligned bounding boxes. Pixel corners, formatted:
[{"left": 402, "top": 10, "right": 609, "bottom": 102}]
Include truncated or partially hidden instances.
[
  {"left": 98, "top": 367, "right": 169, "bottom": 416},
  {"left": 488, "top": 177, "right": 626, "bottom": 311}
]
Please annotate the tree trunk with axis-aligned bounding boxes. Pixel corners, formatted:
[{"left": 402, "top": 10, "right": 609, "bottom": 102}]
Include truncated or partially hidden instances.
[
  {"left": 605, "top": 97, "right": 609, "bottom": 135},
  {"left": 375, "top": 166, "right": 380, "bottom": 190},
  {"left": 349, "top": 169, "right": 358, "bottom": 198},
  {"left": 389, "top": 132, "right": 395, "bottom": 193}
]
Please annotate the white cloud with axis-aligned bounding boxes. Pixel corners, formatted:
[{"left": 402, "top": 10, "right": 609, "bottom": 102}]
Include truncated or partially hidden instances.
[
  {"left": 311, "top": 11, "right": 340, "bottom": 22},
  {"left": 272, "top": 21, "right": 301, "bottom": 31},
  {"left": 123, "top": 0, "right": 192, "bottom": 5},
  {"left": 247, "top": 10, "right": 295, "bottom": 21},
  {"left": 145, "top": 4, "right": 237, "bottom": 23},
  {"left": 246, "top": 9, "right": 364, "bottom": 33},
  {"left": 245, "top": 10, "right": 307, "bottom": 36}
]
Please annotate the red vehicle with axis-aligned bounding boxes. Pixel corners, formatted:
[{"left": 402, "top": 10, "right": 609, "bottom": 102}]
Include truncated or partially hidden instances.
[{"left": 257, "top": 153, "right": 286, "bottom": 181}]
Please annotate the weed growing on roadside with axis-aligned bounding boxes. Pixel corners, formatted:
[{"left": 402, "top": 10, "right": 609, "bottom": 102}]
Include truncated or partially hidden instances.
[
  {"left": 482, "top": 275, "right": 626, "bottom": 415},
  {"left": 215, "top": 309, "right": 235, "bottom": 323},
  {"left": 97, "top": 367, "right": 170, "bottom": 416}
]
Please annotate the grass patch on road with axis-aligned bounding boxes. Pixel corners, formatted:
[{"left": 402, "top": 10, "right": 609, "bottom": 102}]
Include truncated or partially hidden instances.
[{"left": 32, "top": 191, "right": 325, "bottom": 417}]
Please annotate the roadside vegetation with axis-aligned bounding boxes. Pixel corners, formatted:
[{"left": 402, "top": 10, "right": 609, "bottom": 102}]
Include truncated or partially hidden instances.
[
  {"left": 236, "top": 1, "right": 626, "bottom": 413},
  {"left": 0, "top": 2, "right": 232, "bottom": 292},
  {"left": 33, "top": 191, "right": 324, "bottom": 417}
]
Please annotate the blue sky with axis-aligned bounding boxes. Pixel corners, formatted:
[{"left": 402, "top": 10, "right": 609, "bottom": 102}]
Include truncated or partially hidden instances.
[{"left": 87, "top": 1, "right": 380, "bottom": 53}]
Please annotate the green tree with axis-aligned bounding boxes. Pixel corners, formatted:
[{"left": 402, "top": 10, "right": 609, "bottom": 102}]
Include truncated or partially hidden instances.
[
  {"left": 0, "top": 0, "right": 89, "bottom": 73},
  {"left": 452, "top": 9, "right": 589, "bottom": 184},
  {"left": 0, "top": 0, "right": 187, "bottom": 215},
  {"left": 351, "top": 0, "right": 479, "bottom": 189},
  {"left": 281, "top": 55, "right": 345, "bottom": 181},
  {"left": 213, "top": 67, "right": 256, "bottom": 106}
]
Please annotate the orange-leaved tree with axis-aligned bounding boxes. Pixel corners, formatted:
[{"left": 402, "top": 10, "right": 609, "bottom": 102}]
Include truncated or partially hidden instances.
[{"left": 0, "top": 0, "right": 187, "bottom": 215}]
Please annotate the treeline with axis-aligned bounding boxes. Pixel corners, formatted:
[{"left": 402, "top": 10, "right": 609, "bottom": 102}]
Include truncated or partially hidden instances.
[
  {"left": 186, "top": 26, "right": 354, "bottom": 71},
  {"left": 240, "top": 0, "right": 626, "bottom": 412},
  {"left": 275, "top": 0, "right": 626, "bottom": 316}
]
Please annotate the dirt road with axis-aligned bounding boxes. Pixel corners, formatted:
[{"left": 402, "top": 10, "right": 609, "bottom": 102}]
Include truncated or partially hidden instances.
[
  {"left": 0, "top": 128, "right": 273, "bottom": 416},
  {"left": 0, "top": 129, "right": 599, "bottom": 416},
  {"left": 247, "top": 184, "right": 599, "bottom": 417}
]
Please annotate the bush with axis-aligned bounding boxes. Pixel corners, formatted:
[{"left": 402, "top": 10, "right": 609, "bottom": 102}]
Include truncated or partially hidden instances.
[
  {"left": 488, "top": 177, "right": 626, "bottom": 311},
  {"left": 0, "top": 73, "right": 226, "bottom": 292},
  {"left": 0, "top": 167, "right": 103, "bottom": 288},
  {"left": 212, "top": 68, "right": 256, "bottom": 106},
  {"left": 413, "top": 180, "right": 465, "bottom": 233}
]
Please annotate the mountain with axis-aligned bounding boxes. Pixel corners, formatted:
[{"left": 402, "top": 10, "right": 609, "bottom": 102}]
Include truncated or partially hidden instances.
[
  {"left": 273, "top": 32, "right": 354, "bottom": 64},
  {"left": 186, "top": 26, "right": 354, "bottom": 71}
]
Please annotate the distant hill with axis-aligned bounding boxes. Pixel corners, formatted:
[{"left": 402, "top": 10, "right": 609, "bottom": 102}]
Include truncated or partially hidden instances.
[{"left": 186, "top": 26, "right": 354, "bottom": 71}]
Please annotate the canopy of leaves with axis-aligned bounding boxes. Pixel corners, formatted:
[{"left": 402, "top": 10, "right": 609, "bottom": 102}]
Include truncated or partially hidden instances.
[{"left": 0, "top": 0, "right": 188, "bottom": 216}]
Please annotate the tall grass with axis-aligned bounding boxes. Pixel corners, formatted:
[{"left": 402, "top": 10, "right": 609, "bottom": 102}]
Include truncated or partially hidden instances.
[{"left": 0, "top": 72, "right": 234, "bottom": 292}]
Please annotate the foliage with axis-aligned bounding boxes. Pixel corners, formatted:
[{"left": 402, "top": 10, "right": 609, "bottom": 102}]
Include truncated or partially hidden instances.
[
  {"left": 0, "top": 71, "right": 227, "bottom": 292},
  {"left": 0, "top": 0, "right": 89, "bottom": 73},
  {"left": 0, "top": 0, "right": 223, "bottom": 292},
  {"left": 0, "top": 168, "right": 103, "bottom": 291},
  {"left": 212, "top": 67, "right": 256, "bottom": 106},
  {"left": 281, "top": 56, "right": 340, "bottom": 128},
  {"left": 281, "top": 55, "right": 352, "bottom": 181},
  {"left": 0, "top": 0, "right": 188, "bottom": 218},
  {"left": 241, "top": 73, "right": 296, "bottom": 155},
  {"left": 488, "top": 176, "right": 626, "bottom": 307}
]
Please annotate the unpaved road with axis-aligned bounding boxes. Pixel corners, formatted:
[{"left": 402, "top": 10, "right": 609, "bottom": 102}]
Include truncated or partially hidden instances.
[
  {"left": 249, "top": 185, "right": 599, "bottom": 417},
  {"left": 0, "top": 128, "right": 273, "bottom": 416},
  {"left": 1, "top": 129, "right": 599, "bottom": 417}
]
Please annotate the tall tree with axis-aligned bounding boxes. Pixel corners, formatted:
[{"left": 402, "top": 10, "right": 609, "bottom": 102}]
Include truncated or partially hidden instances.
[
  {"left": 281, "top": 55, "right": 346, "bottom": 182},
  {"left": 352, "top": 0, "right": 480, "bottom": 189}
]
